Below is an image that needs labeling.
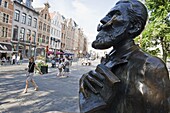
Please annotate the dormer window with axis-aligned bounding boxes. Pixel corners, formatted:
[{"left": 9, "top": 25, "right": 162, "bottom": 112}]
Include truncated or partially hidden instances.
[
  {"left": 4, "top": 1, "right": 8, "bottom": 8},
  {"left": 45, "top": 14, "right": 47, "bottom": 19}
]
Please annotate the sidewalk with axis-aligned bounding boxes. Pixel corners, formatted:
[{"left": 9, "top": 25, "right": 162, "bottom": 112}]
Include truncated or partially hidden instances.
[
  {"left": 0, "top": 62, "right": 79, "bottom": 73},
  {"left": 0, "top": 63, "right": 28, "bottom": 72},
  {"left": 0, "top": 63, "right": 55, "bottom": 73}
]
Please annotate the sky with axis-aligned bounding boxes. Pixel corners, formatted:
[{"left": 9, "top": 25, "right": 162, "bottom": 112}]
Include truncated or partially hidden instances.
[{"left": 32, "top": 0, "right": 119, "bottom": 51}]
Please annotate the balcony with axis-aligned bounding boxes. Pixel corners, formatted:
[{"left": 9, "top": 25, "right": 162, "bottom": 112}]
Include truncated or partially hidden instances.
[{"left": 11, "top": 38, "right": 36, "bottom": 46}]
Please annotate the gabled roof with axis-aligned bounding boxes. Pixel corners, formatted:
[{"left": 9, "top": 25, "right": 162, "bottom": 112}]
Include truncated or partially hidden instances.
[{"left": 49, "top": 12, "right": 55, "bottom": 19}]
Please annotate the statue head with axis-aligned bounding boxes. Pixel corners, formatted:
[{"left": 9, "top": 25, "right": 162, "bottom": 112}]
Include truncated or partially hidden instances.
[{"left": 92, "top": 0, "right": 148, "bottom": 49}]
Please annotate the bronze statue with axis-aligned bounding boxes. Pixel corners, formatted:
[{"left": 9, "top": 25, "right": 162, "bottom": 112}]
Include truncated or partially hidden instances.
[{"left": 79, "top": 0, "right": 170, "bottom": 113}]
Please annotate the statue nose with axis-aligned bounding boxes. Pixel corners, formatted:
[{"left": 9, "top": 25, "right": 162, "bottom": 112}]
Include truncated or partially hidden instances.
[
  {"left": 97, "top": 24, "right": 102, "bottom": 31},
  {"left": 100, "top": 16, "right": 110, "bottom": 25}
]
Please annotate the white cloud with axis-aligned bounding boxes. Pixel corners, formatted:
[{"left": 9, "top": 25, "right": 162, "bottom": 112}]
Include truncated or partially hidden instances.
[
  {"left": 32, "top": 0, "right": 43, "bottom": 8},
  {"left": 71, "top": 0, "right": 98, "bottom": 43}
]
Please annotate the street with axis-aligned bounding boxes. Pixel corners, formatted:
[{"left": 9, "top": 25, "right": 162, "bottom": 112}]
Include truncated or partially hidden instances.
[
  {"left": 0, "top": 60, "right": 169, "bottom": 113},
  {"left": 0, "top": 60, "right": 99, "bottom": 113}
]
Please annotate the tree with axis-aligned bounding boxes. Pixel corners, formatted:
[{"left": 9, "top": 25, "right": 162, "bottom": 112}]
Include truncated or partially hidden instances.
[{"left": 138, "top": 0, "right": 170, "bottom": 62}]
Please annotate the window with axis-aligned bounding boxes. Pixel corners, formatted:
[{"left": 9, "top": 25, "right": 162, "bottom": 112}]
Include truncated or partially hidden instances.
[
  {"left": 42, "top": 35, "right": 45, "bottom": 43},
  {"left": 33, "top": 18, "right": 37, "bottom": 28},
  {"left": 38, "top": 34, "right": 42, "bottom": 43},
  {"left": 20, "top": 28, "right": 25, "bottom": 41},
  {"left": 51, "top": 28, "right": 53, "bottom": 34},
  {"left": 12, "top": 26, "right": 18, "bottom": 40},
  {"left": 28, "top": 15, "right": 32, "bottom": 26},
  {"left": 21, "top": 13, "right": 26, "bottom": 24},
  {"left": 4, "top": 1, "right": 8, "bottom": 8},
  {"left": 47, "top": 25, "right": 50, "bottom": 33},
  {"left": 14, "top": 10, "right": 20, "bottom": 21},
  {"left": 3, "top": 13, "right": 9, "bottom": 23},
  {"left": 39, "top": 22, "right": 42, "bottom": 30},
  {"left": 45, "top": 14, "right": 47, "bottom": 19},
  {"left": 32, "top": 31, "right": 36, "bottom": 43},
  {"left": 26, "top": 0, "right": 31, "bottom": 8},
  {"left": 2, "top": 27, "right": 8, "bottom": 37},
  {"left": 26, "top": 29, "right": 31, "bottom": 42},
  {"left": 43, "top": 23, "right": 46, "bottom": 31},
  {"left": 0, "top": 0, "right": 2, "bottom": 5},
  {"left": 46, "top": 36, "right": 49, "bottom": 44}
]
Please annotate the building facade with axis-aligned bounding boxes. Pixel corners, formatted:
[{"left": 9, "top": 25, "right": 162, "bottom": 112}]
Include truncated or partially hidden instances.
[
  {"left": 65, "top": 18, "right": 77, "bottom": 53},
  {"left": 0, "top": 0, "right": 14, "bottom": 59},
  {"left": 49, "top": 11, "right": 62, "bottom": 53},
  {"left": 35, "top": 2, "right": 51, "bottom": 56},
  {"left": 11, "top": 0, "right": 39, "bottom": 58},
  {"left": 0, "top": 0, "right": 14, "bottom": 43},
  {"left": 61, "top": 15, "right": 67, "bottom": 52}
]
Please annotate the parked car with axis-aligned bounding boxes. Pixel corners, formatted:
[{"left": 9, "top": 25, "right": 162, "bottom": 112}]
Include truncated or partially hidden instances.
[{"left": 81, "top": 58, "right": 91, "bottom": 66}]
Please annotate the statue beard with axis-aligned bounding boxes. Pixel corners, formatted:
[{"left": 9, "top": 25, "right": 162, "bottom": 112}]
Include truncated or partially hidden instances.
[{"left": 92, "top": 26, "right": 127, "bottom": 50}]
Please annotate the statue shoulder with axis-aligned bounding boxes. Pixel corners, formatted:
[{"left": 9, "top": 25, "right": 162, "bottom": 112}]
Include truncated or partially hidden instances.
[
  {"left": 146, "top": 56, "right": 167, "bottom": 69},
  {"left": 145, "top": 56, "right": 169, "bottom": 78}
]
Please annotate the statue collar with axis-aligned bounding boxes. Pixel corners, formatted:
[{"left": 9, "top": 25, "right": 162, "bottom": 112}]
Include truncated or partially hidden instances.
[{"left": 104, "top": 41, "right": 139, "bottom": 69}]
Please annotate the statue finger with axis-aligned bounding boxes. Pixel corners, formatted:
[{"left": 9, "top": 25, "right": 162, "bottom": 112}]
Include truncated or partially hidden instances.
[
  {"left": 80, "top": 73, "right": 88, "bottom": 84},
  {"left": 87, "top": 75, "right": 103, "bottom": 88},
  {"left": 80, "top": 82, "right": 88, "bottom": 98},
  {"left": 84, "top": 79, "right": 98, "bottom": 94},
  {"left": 89, "top": 70, "right": 105, "bottom": 81}
]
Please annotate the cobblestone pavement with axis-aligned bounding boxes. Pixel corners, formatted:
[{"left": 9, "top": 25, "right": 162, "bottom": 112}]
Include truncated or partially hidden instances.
[
  {"left": 0, "top": 60, "right": 169, "bottom": 113},
  {"left": 0, "top": 60, "right": 99, "bottom": 113}
]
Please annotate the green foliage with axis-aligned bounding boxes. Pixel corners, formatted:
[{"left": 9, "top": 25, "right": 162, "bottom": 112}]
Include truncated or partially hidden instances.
[
  {"left": 37, "top": 61, "right": 48, "bottom": 69},
  {"left": 139, "top": 0, "right": 170, "bottom": 61}
]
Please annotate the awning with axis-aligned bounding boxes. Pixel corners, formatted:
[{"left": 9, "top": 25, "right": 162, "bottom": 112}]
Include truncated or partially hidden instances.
[
  {"left": 63, "top": 50, "right": 74, "bottom": 55},
  {"left": 56, "top": 51, "right": 63, "bottom": 55},
  {"left": 47, "top": 51, "right": 54, "bottom": 54},
  {"left": 64, "top": 53, "right": 74, "bottom": 55},
  {"left": 0, "top": 42, "right": 13, "bottom": 53}
]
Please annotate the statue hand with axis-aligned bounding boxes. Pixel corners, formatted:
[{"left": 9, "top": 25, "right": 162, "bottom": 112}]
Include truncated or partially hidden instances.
[{"left": 80, "top": 70, "right": 105, "bottom": 98}]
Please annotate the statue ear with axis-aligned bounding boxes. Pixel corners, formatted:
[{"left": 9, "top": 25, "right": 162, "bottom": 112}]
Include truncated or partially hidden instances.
[{"left": 128, "top": 21, "right": 142, "bottom": 35}]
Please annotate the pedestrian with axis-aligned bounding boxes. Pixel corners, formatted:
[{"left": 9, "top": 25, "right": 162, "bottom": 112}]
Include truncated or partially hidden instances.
[
  {"left": 23, "top": 57, "right": 42, "bottom": 93},
  {"left": 20, "top": 53, "right": 23, "bottom": 64},
  {"left": 57, "top": 59, "right": 64, "bottom": 77},
  {"left": 12, "top": 54, "right": 16, "bottom": 65},
  {"left": 69, "top": 56, "right": 73, "bottom": 66},
  {"left": 63, "top": 57, "right": 70, "bottom": 77},
  {"left": 16, "top": 54, "right": 20, "bottom": 65}
]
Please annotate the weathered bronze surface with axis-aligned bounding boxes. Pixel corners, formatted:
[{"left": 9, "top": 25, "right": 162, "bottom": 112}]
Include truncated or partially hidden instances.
[{"left": 79, "top": 0, "right": 170, "bottom": 113}]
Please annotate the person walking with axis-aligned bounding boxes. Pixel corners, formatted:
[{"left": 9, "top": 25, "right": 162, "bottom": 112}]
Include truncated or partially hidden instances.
[
  {"left": 23, "top": 57, "right": 42, "bottom": 93},
  {"left": 20, "top": 53, "right": 23, "bottom": 64},
  {"left": 57, "top": 59, "right": 64, "bottom": 77},
  {"left": 63, "top": 57, "right": 70, "bottom": 77},
  {"left": 12, "top": 54, "right": 16, "bottom": 65},
  {"left": 16, "top": 54, "right": 20, "bottom": 65}
]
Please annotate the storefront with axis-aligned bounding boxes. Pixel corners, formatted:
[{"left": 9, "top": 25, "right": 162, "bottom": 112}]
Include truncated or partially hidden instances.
[{"left": 0, "top": 42, "right": 17, "bottom": 64}]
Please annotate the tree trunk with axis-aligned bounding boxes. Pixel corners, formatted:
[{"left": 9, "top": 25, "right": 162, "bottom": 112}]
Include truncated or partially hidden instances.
[
  {"left": 160, "top": 37, "right": 167, "bottom": 63},
  {"left": 162, "top": 48, "right": 167, "bottom": 63}
]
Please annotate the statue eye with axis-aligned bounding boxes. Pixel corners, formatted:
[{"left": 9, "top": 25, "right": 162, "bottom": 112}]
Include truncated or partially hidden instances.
[
  {"left": 115, "top": 11, "right": 121, "bottom": 15},
  {"left": 107, "top": 10, "right": 121, "bottom": 18}
]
